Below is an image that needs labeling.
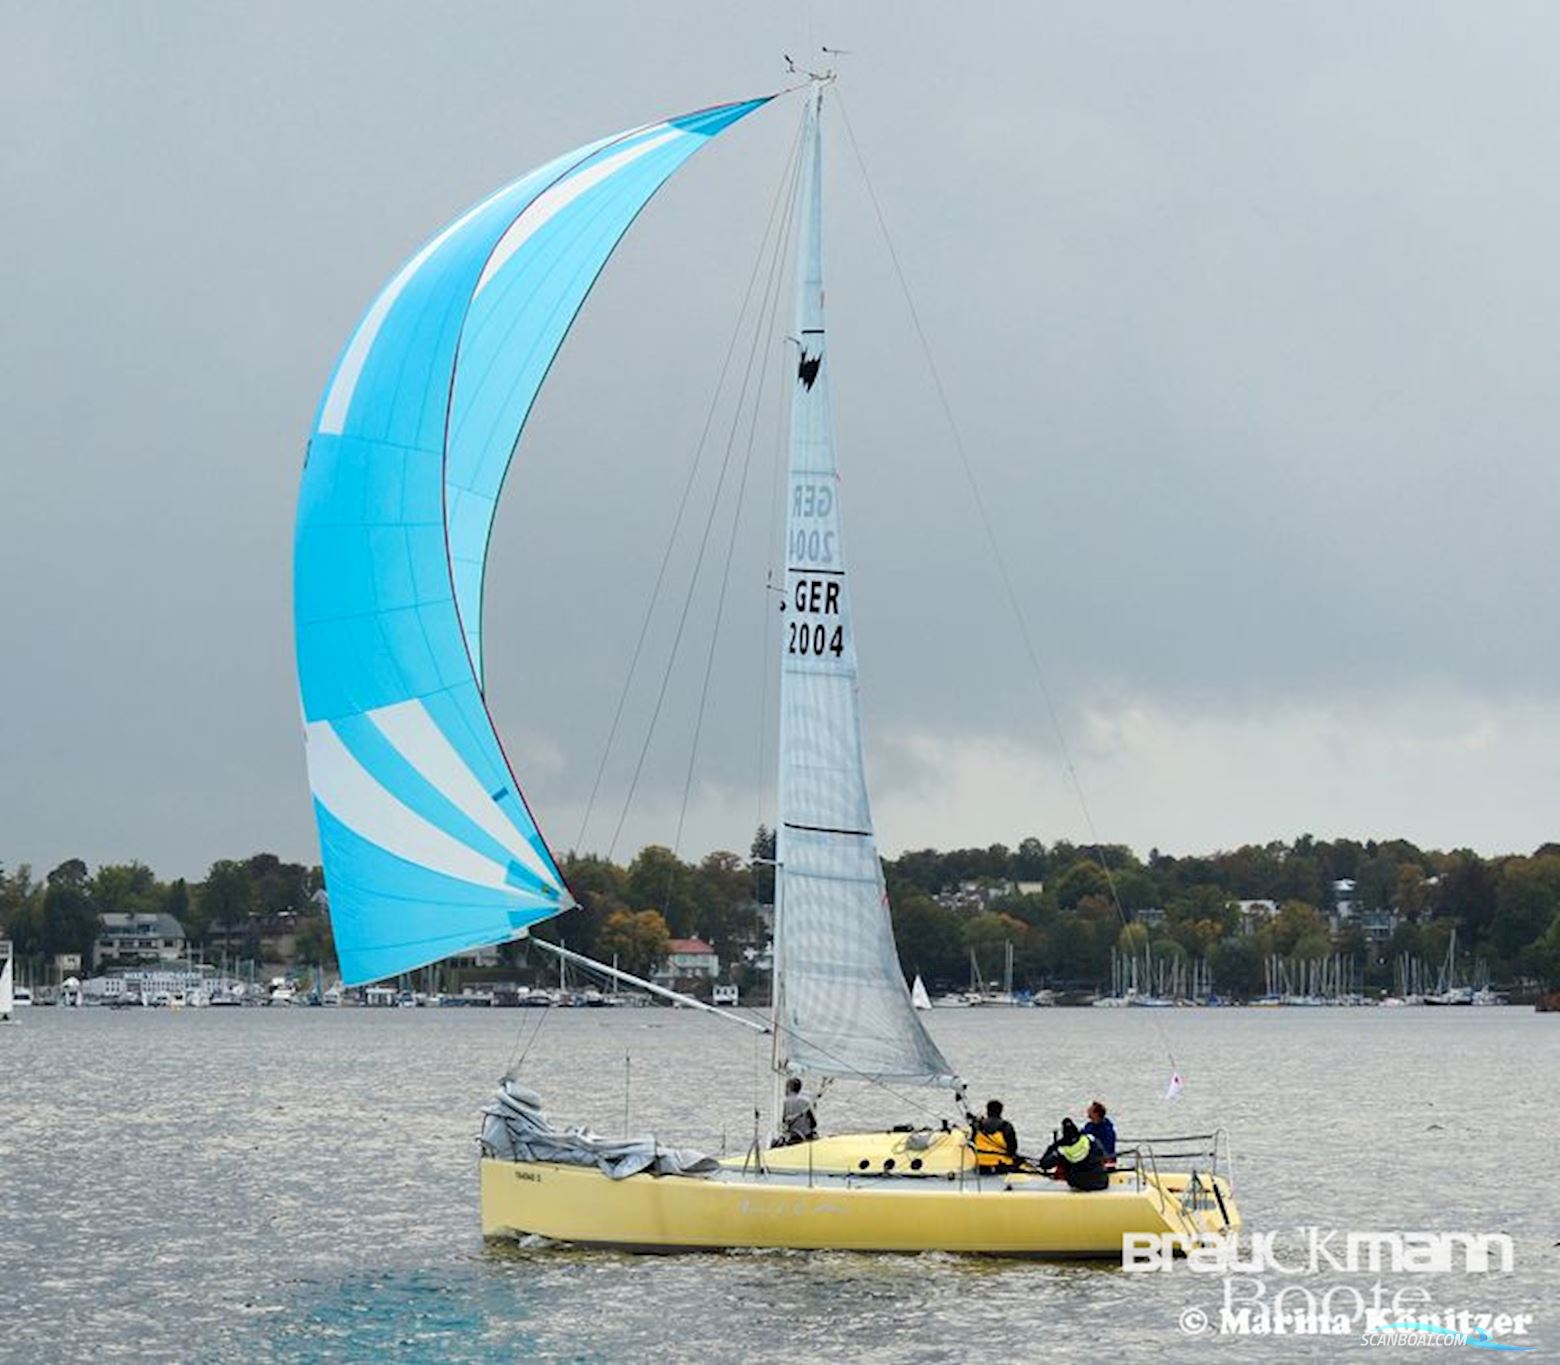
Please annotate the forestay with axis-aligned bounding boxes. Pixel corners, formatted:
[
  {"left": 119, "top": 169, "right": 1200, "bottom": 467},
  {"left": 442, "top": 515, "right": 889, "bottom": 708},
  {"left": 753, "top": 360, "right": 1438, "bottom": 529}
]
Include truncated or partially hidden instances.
[
  {"left": 295, "top": 99, "right": 769, "bottom": 985},
  {"left": 772, "top": 93, "right": 954, "bottom": 1086}
]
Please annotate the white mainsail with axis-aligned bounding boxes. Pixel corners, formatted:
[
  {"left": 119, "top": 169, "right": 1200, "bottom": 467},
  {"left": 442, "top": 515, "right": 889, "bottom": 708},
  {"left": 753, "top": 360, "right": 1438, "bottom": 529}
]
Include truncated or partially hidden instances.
[
  {"left": 1, "top": 951, "right": 13, "bottom": 1021},
  {"left": 771, "top": 92, "right": 953, "bottom": 1086},
  {"left": 910, "top": 974, "right": 932, "bottom": 1012}
]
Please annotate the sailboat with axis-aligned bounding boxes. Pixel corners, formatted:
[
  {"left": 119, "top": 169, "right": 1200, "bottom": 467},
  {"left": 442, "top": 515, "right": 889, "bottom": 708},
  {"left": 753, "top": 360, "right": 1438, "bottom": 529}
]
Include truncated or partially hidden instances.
[
  {"left": 1425, "top": 928, "right": 1473, "bottom": 1006},
  {"left": 1, "top": 948, "right": 13, "bottom": 1023},
  {"left": 910, "top": 973, "right": 932, "bottom": 1011},
  {"left": 294, "top": 74, "right": 1238, "bottom": 1255}
]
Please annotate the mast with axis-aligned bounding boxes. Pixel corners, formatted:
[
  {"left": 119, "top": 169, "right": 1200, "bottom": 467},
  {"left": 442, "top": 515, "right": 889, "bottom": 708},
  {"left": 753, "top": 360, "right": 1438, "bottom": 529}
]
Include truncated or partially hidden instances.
[{"left": 768, "top": 81, "right": 954, "bottom": 1118}]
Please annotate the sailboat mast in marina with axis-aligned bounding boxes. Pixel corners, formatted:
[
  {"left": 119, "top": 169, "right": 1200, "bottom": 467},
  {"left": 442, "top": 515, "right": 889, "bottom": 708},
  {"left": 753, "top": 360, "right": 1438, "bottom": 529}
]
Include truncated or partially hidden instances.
[{"left": 294, "top": 71, "right": 1238, "bottom": 1255}]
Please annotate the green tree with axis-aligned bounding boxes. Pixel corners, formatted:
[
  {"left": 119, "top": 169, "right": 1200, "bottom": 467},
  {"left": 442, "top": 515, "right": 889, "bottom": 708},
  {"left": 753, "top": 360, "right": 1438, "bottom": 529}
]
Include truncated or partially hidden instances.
[
  {"left": 294, "top": 913, "right": 337, "bottom": 971},
  {"left": 750, "top": 825, "right": 776, "bottom": 904},
  {"left": 1525, "top": 910, "right": 1560, "bottom": 988},
  {"left": 1054, "top": 860, "right": 1110, "bottom": 910},
  {"left": 245, "top": 853, "right": 311, "bottom": 917},
  {"left": 1053, "top": 894, "right": 1118, "bottom": 985},
  {"left": 1274, "top": 854, "right": 1324, "bottom": 906},
  {"left": 0, "top": 864, "right": 36, "bottom": 936},
  {"left": 1394, "top": 864, "right": 1431, "bottom": 919},
  {"left": 597, "top": 908, "right": 670, "bottom": 976},
  {"left": 962, "top": 912, "right": 1027, "bottom": 987},
  {"left": 90, "top": 862, "right": 162, "bottom": 918},
  {"left": 1271, "top": 901, "right": 1329, "bottom": 955},
  {"left": 1436, "top": 853, "right": 1497, "bottom": 949},
  {"left": 201, "top": 860, "right": 257, "bottom": 938},
  {"left": 1209, "top": 936, "right": 1263, "bottom": 997},
  {"left": 40, "top": 865, "right": 100, "bottom": 964},
  {"left": 1012, "top": 837, "right": 1048, "bottom": 880},
  {"left": 1492, "top": 857, "right": 1560, "bottom": 963},
  {"left": 47, "top": 858, "right": 89, "bottom": 890},
  {"left": 1111, "top": 867, "right": 1159, "bottom": 914},
  {"left": 626, "top": 845, "right": 708, "bottom": 938},
  {"left": 1166, "top": 885, "right": 1237, "bottom": 955},
  {"left": 165, "top": 879, "right": 199, "bottom": 940},
  {"left": 890, "top": 889, "right": 964, "bottom": 984},
  {"left": 1116, "top": 922, "right": 1149, "bottom": 954}
]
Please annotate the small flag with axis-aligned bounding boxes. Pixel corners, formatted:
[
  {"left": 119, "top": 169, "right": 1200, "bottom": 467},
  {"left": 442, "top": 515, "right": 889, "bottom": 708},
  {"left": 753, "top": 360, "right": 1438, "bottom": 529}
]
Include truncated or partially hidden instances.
[{"left": 1164, "top": 1071, "right": 1184, "bottom": 1101}]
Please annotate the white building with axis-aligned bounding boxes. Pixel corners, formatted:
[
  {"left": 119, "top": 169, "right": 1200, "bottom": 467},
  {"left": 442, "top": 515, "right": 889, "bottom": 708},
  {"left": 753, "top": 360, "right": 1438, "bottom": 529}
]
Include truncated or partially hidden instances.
[
  {"left": 1332, "top": 879, "right": 1358, "bottom": 921},
  {"left": 1237, "top": 900, "right": 1279, "bottom": 935},
  {"left": 449, "top": 944, "right": 500, "bottom": 968},
  {"left": 94, "top": 913, "right": 186, "bottom": 968},
  {"left": 83, "top": 964, "right": 216, "bottom": 1003},
  {"left": 656, "top": 938, "right": 720, "bottom": 983}
]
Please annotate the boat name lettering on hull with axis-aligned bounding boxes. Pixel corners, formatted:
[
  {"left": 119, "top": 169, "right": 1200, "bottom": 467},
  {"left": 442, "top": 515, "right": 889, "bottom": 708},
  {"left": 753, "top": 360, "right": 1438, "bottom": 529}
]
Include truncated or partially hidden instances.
[{"left": 512, "top": 1169, "right": 541, "bottom": 1183}]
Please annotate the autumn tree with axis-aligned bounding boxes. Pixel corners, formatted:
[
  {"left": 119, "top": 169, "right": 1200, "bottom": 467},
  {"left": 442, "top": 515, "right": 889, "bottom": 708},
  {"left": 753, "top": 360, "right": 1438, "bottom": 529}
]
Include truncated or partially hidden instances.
[{"left": 597, "top": 909, "right": 670, "bottom": 976}]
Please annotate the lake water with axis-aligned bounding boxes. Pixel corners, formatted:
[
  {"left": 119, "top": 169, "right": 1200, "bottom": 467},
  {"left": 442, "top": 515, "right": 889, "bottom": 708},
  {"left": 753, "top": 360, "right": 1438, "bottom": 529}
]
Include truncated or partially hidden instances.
[{"left": 2, "top": 1006, "right": 1553, "bottom": 1361}]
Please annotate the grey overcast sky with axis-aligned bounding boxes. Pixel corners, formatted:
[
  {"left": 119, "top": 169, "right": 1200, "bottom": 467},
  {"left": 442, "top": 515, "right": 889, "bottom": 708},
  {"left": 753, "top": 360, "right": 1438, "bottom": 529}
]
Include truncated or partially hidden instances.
[{"left": 2, "top": 2, "right": 1556, "bottom": 880}]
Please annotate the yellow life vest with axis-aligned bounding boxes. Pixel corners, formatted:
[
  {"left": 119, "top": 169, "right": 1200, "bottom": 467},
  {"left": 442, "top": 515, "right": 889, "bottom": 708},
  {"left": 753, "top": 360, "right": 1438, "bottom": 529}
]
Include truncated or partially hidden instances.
[
  {"left": 1058, "top": 1134, "right": 1093, "bottom": 1164},
  {"left": 972, "top": 1126, "right": 1012, "bottom": 1170}
]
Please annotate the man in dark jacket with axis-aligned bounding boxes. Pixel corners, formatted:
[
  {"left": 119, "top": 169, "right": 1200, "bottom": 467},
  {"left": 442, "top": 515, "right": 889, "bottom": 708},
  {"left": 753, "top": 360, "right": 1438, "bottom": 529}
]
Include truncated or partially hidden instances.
[
  {"left": 968, "top": 1099, "right": 1019, "bottom": 1173},
  {"left": 1039, "top": 1117, "right": 1110, "bottom": 1191}
]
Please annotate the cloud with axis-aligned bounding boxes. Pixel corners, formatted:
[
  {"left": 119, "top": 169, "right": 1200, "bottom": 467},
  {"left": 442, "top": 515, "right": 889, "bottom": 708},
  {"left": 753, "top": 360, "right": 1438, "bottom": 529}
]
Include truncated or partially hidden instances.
[
  {"left": 2, "top": 3, "right": 1557, "bottom": 877},
  {"left": 869, "top": 691, "right": 1560, "bottom": 859}
]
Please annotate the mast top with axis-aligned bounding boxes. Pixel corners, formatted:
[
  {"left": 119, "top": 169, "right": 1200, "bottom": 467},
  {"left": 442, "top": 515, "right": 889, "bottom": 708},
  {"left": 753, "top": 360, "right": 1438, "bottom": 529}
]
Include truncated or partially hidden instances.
[{"left": 783, "top": 52, "right": 839, "bottom": 87}]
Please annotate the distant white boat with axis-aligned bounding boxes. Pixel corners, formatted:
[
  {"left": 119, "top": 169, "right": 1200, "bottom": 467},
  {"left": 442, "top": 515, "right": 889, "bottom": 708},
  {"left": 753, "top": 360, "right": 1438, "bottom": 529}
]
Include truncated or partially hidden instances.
[
  {"left": 910, "top": 974, "right": 932, "bottom": 1011},
  {"left": 1, "top": 953, "right": 13, "bottom": 1022}
]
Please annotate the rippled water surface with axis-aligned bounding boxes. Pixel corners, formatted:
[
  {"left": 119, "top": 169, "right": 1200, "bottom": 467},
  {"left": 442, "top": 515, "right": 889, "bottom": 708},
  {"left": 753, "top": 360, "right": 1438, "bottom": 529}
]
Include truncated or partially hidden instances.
[{"left": 3, "top": 1006, "right": 1554, "bottom": 1362}]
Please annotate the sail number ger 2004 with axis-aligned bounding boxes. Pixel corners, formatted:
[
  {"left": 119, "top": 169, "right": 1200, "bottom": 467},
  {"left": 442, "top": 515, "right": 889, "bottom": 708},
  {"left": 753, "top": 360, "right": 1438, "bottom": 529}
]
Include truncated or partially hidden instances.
[{"left": 786, "top": 575, "right": 845, "bottom": 658}]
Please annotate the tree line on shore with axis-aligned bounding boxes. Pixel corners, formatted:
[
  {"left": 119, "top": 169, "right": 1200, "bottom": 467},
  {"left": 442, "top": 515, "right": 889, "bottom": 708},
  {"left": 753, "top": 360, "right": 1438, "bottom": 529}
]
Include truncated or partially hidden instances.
[{"left": 3, "top": 830, "right": 1559, "bottom": 992}]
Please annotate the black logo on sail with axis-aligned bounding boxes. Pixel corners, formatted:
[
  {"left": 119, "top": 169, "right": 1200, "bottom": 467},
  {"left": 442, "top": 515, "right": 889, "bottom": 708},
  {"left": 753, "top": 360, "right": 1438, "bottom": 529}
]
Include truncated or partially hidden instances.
[{"left": 798, "top": 350, "right": 822, "bottom": 390}]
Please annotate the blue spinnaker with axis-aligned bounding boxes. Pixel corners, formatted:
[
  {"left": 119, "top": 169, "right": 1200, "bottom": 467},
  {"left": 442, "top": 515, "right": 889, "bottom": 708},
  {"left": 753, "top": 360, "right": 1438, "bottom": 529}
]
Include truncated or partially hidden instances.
[{"left": 294, "top": 98, "right": 769, "bottom": 985}]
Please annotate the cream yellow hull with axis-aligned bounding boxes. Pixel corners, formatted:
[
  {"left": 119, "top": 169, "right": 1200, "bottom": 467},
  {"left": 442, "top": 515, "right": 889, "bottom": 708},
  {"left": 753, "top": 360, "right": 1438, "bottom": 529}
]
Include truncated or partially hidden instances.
[{"left": 480, "top": 1132, "right": 1238, "bottom": 1257}]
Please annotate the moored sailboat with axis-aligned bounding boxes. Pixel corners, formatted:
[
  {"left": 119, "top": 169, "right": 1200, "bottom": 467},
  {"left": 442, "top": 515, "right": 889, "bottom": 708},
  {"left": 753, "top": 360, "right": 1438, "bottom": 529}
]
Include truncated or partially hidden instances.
[{"left": 295, "top": 74, "right": 1238, "bottom": 1256}]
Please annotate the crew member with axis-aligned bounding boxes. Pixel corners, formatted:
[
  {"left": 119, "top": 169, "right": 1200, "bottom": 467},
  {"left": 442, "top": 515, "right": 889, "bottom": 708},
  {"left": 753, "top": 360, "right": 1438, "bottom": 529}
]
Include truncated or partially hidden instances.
[
  {"left": 1082, "top": 1100, "right": 1117, "bottom": 1159},
  {"left": 1039, "top": 1117, "right": 1110, "bottom": 1191},
  {"left": 969, "top": 1099, "right": 1019, "bottom": 1173},
  {"left": 779, "top": 1076, "right": 817, "bottom": 1144}
]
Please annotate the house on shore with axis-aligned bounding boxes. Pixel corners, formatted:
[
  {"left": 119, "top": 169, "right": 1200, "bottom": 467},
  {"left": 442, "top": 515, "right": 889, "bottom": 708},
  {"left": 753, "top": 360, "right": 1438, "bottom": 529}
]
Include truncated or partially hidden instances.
[
  {"left": 655, "top": 938, "right": 720, "bottom": 986},
  {"left": 93, "top": 913, "right": 186, "bottom": 969}
]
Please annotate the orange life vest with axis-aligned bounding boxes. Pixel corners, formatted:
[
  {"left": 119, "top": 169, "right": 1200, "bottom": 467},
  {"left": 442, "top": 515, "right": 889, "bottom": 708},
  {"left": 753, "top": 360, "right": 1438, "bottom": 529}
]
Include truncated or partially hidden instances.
[{"left": 972, "top": 1124, "right": 1013, "bottom": 1171}]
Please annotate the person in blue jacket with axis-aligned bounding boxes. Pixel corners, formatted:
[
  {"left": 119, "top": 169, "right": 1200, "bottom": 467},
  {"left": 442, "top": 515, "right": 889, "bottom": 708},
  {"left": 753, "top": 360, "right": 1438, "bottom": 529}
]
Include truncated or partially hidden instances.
[{"left": 1083, "top": 1100, "right": 1117, "bottom": 1159}]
